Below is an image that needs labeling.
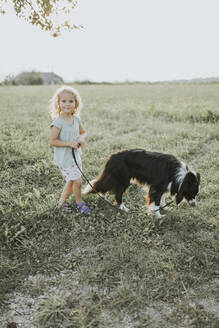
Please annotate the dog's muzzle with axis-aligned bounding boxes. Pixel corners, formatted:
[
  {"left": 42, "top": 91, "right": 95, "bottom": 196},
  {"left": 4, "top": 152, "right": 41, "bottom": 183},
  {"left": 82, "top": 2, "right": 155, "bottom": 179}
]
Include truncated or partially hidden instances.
[{"left": 188, "top": 199, "right": 197, "bottom": 207}]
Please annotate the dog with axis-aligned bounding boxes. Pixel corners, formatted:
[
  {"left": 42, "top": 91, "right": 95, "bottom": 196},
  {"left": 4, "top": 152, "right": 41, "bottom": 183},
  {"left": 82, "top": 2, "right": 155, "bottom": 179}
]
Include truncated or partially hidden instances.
[{"left": 83, "top": 149, "right": 200, "bottom": 218}]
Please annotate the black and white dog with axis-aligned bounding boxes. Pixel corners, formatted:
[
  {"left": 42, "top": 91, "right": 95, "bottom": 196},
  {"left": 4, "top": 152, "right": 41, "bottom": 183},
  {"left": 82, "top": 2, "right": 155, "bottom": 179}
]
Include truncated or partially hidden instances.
[{"left": 83, "top": 149, "right": 200, "bottom": 218}]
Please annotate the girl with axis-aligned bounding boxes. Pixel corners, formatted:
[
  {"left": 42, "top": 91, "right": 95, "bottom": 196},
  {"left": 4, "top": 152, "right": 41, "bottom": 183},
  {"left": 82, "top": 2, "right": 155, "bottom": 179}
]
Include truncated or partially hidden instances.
[{"left": 50, "top": 86, "right": 90, "bottom": 213}]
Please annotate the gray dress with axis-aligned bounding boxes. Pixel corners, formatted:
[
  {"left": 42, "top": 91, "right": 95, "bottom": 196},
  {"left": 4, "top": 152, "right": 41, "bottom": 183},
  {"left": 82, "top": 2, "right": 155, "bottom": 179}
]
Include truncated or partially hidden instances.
[{"left": 51, "top": 116, "right": 82, "bottom": 168}]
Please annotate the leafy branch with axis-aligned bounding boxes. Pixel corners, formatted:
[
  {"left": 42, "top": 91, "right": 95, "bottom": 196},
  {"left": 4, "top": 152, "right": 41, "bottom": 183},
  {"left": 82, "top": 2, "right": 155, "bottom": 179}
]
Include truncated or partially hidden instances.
[{"left": 0, "top": 0, "right": 83, "bottom": 36}]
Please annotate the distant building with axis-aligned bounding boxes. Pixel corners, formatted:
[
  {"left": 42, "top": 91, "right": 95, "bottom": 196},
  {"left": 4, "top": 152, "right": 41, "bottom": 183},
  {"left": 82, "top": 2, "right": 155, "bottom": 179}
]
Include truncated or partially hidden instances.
[{"left": 40, "top": 72, "right": 64, "bottom": 85}]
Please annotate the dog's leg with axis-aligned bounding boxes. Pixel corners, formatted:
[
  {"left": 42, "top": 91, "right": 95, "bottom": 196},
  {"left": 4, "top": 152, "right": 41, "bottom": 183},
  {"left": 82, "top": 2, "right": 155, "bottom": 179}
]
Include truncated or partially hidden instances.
[
  {"left": 115, "top": 187, "right": 129, "bottom": 212},
  {"left": 147, "top": 186, "right": 165, "bottom": 218}
]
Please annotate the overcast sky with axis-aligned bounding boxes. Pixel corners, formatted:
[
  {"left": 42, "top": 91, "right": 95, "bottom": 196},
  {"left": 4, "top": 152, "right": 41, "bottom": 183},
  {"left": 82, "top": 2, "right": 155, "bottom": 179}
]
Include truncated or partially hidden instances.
[{"left": 1, "top": 0, "right": 219, "bottom": 82}]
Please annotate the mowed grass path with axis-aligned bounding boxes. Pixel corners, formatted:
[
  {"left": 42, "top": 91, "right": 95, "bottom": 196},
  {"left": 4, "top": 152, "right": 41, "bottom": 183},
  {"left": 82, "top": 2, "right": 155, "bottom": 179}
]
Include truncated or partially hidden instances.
[{"left": 0, "top": 84, "right": 218, "bottom": 327}]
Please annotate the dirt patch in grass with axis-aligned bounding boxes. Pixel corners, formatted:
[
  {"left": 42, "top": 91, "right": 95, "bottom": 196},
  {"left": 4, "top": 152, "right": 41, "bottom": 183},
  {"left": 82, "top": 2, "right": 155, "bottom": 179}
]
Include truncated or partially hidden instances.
[{"left": 1, "top": 270, "right": 218, "bottom": 327}]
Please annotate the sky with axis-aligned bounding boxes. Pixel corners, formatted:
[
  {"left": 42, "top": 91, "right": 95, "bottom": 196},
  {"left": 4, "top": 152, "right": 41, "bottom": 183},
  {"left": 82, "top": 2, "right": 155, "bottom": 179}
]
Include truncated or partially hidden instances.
[{"left": 1, "top": 0, "right": 219, "bottom": 83}]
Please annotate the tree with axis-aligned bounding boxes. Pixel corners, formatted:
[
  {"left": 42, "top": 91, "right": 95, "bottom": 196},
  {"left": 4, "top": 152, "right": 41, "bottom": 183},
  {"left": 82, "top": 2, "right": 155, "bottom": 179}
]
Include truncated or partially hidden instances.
[
  {"left": 0, "top": 0, "right": 83, "bottom": 36},
  {"left": 4, "top": 71, "right": 44, "bottom": 85}
]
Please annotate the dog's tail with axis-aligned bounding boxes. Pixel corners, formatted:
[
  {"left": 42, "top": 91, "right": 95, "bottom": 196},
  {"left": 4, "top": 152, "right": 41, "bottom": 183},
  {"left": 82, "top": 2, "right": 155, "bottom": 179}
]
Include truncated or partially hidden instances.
[
  {"left": 82, "top": 178, "right": 97, "bottom": 194},
  {"left": 82, "top": 164, "right": 115, "bottom": 195}
]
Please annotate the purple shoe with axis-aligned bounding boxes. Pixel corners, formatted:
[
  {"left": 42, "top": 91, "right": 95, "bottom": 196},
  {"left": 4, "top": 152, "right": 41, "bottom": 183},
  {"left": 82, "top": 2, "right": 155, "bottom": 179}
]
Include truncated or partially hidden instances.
[
  {"left": 61, "top": 202, "right": 72, "bottom": 213},
  {"left": 76, "top": 201, "right": 90, "bottom": 213}
]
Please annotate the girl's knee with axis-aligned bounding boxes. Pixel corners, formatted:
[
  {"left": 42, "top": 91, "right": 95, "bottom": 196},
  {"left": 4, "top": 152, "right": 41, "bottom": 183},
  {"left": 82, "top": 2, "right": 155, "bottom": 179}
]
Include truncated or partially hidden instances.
[
  {"left": 67, "top": 180, "right": 74, "bottom": 186},
  {"left": 73, "top": 179, "right": 82, "bottom": 186}
]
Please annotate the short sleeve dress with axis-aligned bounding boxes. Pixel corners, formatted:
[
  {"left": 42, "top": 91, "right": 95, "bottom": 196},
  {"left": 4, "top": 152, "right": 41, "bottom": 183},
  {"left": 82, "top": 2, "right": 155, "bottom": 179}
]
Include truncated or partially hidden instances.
[{"left": 51, "top": 115, "right": 82, "bottom": 168}]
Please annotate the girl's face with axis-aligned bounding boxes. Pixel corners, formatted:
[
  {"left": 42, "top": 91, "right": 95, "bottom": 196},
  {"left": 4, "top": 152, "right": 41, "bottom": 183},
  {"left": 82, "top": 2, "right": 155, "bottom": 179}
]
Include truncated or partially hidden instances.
[{"left": 59, "top": 91, "right": 76, "bottom": 115}]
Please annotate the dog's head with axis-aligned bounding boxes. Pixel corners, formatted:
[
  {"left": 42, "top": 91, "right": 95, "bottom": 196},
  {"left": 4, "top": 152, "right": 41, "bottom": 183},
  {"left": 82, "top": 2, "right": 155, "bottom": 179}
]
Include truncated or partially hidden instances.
[{"left": 176, "top": 171, "right": 200, "bottom": 206}]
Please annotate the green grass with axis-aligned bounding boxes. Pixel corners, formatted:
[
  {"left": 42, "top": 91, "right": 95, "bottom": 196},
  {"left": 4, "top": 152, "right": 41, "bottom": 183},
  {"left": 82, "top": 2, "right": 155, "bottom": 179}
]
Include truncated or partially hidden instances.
[{"left": 0, "top": 84, "right": 219, "bottom": 327}]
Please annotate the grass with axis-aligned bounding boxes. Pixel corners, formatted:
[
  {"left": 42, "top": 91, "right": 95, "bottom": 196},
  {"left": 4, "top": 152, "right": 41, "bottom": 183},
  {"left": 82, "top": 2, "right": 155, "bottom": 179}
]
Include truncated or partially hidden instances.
[{"left": 0, "top": 83, "right": 219, "bottom": 327}]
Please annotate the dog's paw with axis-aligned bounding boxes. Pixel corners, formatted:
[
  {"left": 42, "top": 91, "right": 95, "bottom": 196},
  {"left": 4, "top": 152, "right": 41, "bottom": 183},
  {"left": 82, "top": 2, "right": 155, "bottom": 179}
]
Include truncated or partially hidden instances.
[
  {"left": 119, "top": 203, "right": 129, "bottom": 212},
  {"left": 148, "top": 210, "right": 165, "bottom": 219},
  {"left": 161, "top": 206, "right": 169, "bottom": 211},
  {"left": 156, "top": 213, "right": 166, "bottom": 219}
]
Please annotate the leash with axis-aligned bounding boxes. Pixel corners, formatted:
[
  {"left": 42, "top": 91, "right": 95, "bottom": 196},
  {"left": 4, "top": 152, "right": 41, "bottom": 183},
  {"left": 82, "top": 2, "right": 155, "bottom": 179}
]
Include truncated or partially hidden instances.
[
  {"left": 72, "top": 148, "right": 174, "bottom": 214},
  {"left": 157, "top": 200, "right": 174, "bottom": 210},
  {"left": 72, "top": 149, "right": 122, "bottom": 212}
]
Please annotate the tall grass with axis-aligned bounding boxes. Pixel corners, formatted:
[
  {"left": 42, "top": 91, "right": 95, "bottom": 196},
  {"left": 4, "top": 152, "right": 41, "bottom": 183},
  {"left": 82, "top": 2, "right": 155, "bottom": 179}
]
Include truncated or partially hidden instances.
[{"left": 0, "top": 84, "right": 218, "bottom": 327}]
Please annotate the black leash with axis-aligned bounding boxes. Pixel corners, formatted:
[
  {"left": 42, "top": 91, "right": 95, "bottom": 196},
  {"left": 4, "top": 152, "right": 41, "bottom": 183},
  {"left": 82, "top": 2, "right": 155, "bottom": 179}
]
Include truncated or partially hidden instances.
[
  {"left": 72, "top": 149, "right": 122, "bottom": 212},
  {"left": 72, "top": 148, "right": 174, "bottom": 213},
  {"left": 158, "top": 200, "right": 174, "bottom": 210}
]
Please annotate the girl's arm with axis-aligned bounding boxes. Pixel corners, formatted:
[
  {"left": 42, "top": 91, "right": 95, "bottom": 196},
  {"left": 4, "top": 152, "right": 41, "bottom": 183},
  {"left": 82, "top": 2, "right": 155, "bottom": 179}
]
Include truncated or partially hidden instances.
[
  {"left": 77, "top": 123, "right": 87, "bottom": 147},
  {"left": 50, "top": 126, "right": 79, "bottom": 148}
]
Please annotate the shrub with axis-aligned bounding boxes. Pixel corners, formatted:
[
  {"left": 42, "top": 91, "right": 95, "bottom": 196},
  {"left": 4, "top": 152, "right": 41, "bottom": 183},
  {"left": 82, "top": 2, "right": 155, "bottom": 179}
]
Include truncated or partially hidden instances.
[{"left": 15, "top": 71, "right": 44, "bottom": 85}]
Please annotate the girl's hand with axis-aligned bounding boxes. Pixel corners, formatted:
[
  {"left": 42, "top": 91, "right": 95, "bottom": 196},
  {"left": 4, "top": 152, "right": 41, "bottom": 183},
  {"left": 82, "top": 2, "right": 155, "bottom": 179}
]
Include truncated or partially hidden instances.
[
  {"left": 68, "top": 141, "right": 80, "bottom": 149},
  {"left": 77, "top": 137, "right": 85, "bottom": 149}
]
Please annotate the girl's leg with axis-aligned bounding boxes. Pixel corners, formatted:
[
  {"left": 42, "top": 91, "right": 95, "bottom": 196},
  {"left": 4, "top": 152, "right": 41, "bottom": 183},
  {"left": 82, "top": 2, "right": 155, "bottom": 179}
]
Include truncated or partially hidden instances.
[
  {"left": 72, "top": 179, "right": 83, "bottom": 204},
  {"left": 59, "top": 180, "right": 73, "bottom": 205},
  {"left": 73, "top": 179, "right": 90, "bottom": 213}
]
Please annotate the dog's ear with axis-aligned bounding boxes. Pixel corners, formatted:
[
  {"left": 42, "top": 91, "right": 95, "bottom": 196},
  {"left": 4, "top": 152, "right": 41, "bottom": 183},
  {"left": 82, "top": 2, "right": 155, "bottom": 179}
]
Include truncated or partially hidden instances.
[
  {"left": 187, "top": 172, "right": 200, "bottom": 189},
  {"left": 186, "top": 171, "right": 197, "bottom": 183}
]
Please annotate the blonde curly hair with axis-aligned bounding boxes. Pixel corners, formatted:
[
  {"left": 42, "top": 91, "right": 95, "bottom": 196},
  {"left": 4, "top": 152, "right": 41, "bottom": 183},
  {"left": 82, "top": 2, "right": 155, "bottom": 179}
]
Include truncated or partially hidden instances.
[{"left": 50, "top": 85, "right": 83, "bottom": 120}]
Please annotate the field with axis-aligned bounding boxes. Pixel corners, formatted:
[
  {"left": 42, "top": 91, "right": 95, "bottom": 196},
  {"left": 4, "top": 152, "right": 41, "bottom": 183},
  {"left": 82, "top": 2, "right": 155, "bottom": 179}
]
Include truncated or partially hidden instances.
[{"left": 0, "top": 83, "right": 218, "bottom": 327}]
